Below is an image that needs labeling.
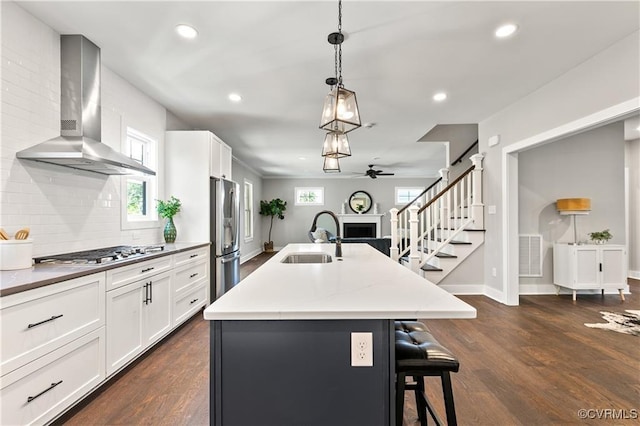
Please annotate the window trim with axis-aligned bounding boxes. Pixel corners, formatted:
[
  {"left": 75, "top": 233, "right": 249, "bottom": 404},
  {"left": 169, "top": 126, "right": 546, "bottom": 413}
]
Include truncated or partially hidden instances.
[
  {"left": 394, "top": 187, "right": 426, "bottom": 206},
  {"left": 121, "top": 127, "right": 160, "bottom": 231},
  {"left": 244, "top": 179, "right": 254, "bottom": 242},
  {"left": 294, "top": 187, "right": 325, "bottom": 206}
]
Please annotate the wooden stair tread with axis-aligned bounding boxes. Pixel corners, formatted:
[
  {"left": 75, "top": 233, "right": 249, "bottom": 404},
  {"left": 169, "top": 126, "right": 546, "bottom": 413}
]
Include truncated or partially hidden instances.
[
  {"left": 421, "top": 264, "right": 443, "bottom": 272},
  {"left": 434, "top": 252, "right": 457, "bottom": 258}
]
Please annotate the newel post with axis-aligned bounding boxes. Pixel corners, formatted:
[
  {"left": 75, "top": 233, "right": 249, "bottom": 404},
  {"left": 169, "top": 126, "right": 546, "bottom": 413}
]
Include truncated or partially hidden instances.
[
  {"left": 470, "top": 153, "right": 485, "bottom": 229},
  {"left": 389, "top": 208, "right": 399, "bottom": 261},
  {"left": 439, "top": 167, "right": 450, "bottom": 190},
  {"left": 408, "top": 205, "right": 420, "bottom": 273}
]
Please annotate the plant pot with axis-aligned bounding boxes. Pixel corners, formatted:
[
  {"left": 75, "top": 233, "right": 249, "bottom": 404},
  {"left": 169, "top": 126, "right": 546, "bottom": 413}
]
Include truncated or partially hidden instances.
[
  {"left": 164, "top": 218, "right": 177, "bottom": 243},
  {"left": 264, "top": 241, "right": 274, "bottom": 252}
]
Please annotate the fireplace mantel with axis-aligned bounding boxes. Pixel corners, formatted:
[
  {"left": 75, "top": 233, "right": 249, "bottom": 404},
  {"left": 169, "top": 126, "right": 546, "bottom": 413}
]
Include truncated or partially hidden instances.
[{"left": 337, "top": 214, "right": 384, "bottom": 238}]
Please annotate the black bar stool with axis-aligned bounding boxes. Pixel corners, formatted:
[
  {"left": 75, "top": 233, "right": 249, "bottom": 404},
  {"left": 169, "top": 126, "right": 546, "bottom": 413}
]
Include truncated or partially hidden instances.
[{"left": 394, "top": 321, "right": 460, "bottom": 426}]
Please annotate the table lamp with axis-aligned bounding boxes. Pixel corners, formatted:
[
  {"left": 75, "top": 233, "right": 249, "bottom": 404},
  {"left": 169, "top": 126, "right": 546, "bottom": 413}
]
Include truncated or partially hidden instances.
[{"left": 557, "top": 198, "right": 591, "bottom": 244}]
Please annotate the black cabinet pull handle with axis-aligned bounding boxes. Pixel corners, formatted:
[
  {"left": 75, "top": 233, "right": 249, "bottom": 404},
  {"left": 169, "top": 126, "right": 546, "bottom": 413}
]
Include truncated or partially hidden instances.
[
  {"left": 27, "top": 380, "right": 63, "bottom": 403},
  {"left": 149, "top": 280, "right": 153, "bottom": 303},
  {"left": 141, "top": 267, "right": 154, "bottom": 273},
  {"left": 599, "top": 263, "right": 602, "bottom": 272},
  {"left": 143, "top": 283, "right": 148, "bottom": 305},
  {"left": 189, "top": 254, "right": 198, "bottom": 258},
  {"left": 189, "top": 273, "right": 198, "bottom": 278},
  {"left": 28, "top": 314, "right": 64, "bottom": 329},
  {"left": 190, "top": 298, "right": 199, "bottom": 304}
]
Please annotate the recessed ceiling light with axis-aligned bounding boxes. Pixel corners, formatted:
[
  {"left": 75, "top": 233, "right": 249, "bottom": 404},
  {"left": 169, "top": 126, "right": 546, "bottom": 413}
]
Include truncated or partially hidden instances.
[
  {"left": 433, "top": 92, "right": 447, "bottom": 102},
  {"left": 228, "top": 93, "right": 242, "bottom": 102},
  {"left": 495, "top": 23, "right": 518, "bottom": 38},
  {"left": 175, "top": 24, "right": 198, "bottom": 39},
  {"left": 298, "top": 157, "right": 307, "bottom": 161}
]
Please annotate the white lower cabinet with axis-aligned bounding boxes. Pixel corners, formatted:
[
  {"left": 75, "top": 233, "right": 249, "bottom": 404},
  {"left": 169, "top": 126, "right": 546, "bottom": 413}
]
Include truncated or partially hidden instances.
[
  {"left": 0, "top": 327, "right": 105, "bottom": 426},
  {"left": 0, "top": 273, "right": 105, "bottom": 377},
  {"left": 172, "top": 248, "right": 209, "bottom": 327},
  {"left": 106, "top": 270, "right": 172, "bottom": 376},
  {"left": 553, "top": 243, "right": 627, "bottom": 301},
  {"left": 0, "top": 246, "right": 209, "bottom": 423}
]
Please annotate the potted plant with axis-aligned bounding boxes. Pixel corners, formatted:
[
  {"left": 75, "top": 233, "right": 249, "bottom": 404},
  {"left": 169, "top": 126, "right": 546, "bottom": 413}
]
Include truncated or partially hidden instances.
[
  {"left": 157, "top": 196, "right": 182, "bottom": 243},
  {"left": 259, "top": 198, "right": 287, "bottom": 252},
  {"left": 588, "top": 229, "right": 612, "bottom": 244}
]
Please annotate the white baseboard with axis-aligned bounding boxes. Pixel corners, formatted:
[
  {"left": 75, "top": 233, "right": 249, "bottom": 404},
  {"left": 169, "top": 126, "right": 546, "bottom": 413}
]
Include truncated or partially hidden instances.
[
  {"left": 439, "top": 284, "right": 485, "bottom": 295},
  {"left": 483, "top": 285, "right": 506, "bottom": 304},
  {"left": 519, "top": 283, "right": 630, "bottom": 295},
  {"left": 629, "top": 270, "right": 640, "bottom": 280}
]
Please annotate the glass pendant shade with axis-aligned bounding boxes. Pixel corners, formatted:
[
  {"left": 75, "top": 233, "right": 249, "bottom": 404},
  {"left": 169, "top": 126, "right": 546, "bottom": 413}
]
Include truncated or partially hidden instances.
[
  {"left": 321, "top": 132, "right": 351, "bottom": 158},
  {"left": 322, "top": 156, "right": 341, "bottom": 173},
  {"left": 319, "top": 86, "right": 361, "bottom": 134}
]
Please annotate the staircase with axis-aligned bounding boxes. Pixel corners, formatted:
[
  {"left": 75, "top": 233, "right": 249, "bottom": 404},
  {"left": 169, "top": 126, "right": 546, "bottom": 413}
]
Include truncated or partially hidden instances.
[{"left": 390, "top": 154, "right": 484, "bottom": 284}]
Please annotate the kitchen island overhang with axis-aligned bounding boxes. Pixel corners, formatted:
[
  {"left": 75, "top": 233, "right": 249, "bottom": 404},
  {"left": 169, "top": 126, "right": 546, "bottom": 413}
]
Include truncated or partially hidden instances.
[{"left": 204, "top": 243, "right": 475, "bottom": 426}]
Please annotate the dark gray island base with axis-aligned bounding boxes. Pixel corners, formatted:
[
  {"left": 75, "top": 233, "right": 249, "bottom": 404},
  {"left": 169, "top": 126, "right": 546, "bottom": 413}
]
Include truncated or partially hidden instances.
[{"left": 210, "top": 319, "right": 395, "bottom": 426}]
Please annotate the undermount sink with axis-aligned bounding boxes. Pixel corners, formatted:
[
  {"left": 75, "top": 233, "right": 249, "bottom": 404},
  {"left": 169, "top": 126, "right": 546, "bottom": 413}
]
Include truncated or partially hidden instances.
[{"left": 280, "top": 253, "right": 333, "bottom": 264}]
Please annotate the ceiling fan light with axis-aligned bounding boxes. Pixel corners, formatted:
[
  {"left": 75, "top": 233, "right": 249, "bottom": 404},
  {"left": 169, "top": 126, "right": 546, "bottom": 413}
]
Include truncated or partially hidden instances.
[
  {"left": 321, "top": 132, "right": 351, "bottom": 158},
  {"left": 319, "top": 86, "right": 361, "bottom": 134},
  {"left": 322, "top": 156, "right": 341, "bottom": 173}
]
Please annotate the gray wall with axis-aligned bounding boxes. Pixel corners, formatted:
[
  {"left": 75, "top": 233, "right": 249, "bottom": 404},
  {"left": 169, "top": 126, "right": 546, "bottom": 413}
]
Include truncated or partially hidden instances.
[
  {"left": 261, "top": 177, "right": 436, "bottom": 248},
  {"left": 232, "top": 158, "right": 264, "bottom": 261},
  {"left": 518, "top": 122, "right": 626, "bottom": 287},
  {"left": 479, "top": 30, "right": 639, "bottom": 301}
]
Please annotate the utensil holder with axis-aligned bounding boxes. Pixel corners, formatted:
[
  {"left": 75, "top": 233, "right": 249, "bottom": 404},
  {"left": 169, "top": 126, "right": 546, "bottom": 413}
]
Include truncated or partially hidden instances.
[{"left": 0, "top": 239, "right": 33, "bottom": 270}]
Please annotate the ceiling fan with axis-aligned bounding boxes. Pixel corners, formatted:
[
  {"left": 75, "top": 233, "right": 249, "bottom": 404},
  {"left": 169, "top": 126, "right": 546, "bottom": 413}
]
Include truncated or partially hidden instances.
[{"left": 364, "top": 164, "right": 395, "bottom": 179}]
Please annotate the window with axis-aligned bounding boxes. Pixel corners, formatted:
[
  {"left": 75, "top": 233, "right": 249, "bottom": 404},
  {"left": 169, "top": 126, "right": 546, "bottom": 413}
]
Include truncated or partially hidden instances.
[
  {"left": 244, "top": 180, "right": 254, "bottom": 241},
  {"left": 295, "top": 187, "right": 324, "bottom": 206},
  {"left": 122, "top": 128, "right": 158, "bottom": 229},
  {"left": 395, "top": 187, "right": 425, "bottom": 205}
]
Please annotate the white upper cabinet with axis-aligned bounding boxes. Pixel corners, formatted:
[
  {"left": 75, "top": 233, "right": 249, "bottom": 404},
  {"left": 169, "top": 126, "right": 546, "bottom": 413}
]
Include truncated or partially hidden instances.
[{"left": 166, "top": 130, "right": 232, "bottom": 181}]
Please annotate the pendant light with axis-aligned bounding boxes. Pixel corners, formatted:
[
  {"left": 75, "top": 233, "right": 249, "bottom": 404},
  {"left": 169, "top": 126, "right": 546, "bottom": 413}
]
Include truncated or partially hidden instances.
[
  {"left": 321, "top": 132, "right": 351, "bottom": 158},
  {"left": 323, "top": 156, "right": 341, "bottom": 173},
  {"left": 319, "top": 0, "right": 361, "bottom": 134}
]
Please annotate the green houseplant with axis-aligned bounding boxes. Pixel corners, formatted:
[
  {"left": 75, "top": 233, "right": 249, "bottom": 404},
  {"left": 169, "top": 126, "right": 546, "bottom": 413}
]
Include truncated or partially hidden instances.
[
  {"left": 157, "top": 196, "right": 182, "bottom": 243},
  {"left": 588, "top": 229, "right": 612, "bottom": 244},
  {"left": 259, "top": 198, "right": 287, "bottom": 252}
]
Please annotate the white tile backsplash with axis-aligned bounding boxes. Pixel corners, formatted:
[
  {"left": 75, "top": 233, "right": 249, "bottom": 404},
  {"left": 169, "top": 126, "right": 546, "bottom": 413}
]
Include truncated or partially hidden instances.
[{"left": 1, "top": 2, "right": 167, "bottom": 257}]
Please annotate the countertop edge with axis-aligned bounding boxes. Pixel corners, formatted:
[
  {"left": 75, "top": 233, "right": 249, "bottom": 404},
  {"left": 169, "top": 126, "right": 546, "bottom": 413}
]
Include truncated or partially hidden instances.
[{"left": 0, "top": 242, "right": 211, "bottom": 297}]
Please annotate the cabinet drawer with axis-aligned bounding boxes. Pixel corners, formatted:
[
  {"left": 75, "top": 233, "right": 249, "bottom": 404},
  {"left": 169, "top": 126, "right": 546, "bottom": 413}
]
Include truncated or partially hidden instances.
[
  {"left": 173, "top": 259, "right": 208, "bottom": 294},
  {"left": 0, "top": 327, "right": 105, "bottom": 426},
  {"left": 1, "top": 273, "right": 105, "bottom": 376},
  {"left": 174, "top": 247, "right": 209, "bottom": 267},
  {"left": 173, "top": 282, "right": 207, "bottom": 326},
  {"left": 106, "top": 255, "right": 172, "bottom": 291}
]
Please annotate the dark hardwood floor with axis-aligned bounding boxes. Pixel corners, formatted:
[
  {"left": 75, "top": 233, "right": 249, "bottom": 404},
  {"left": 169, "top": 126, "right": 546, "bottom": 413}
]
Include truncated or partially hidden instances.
[{"left": 56, "top": 255, "right": 639, "bottom": 425}]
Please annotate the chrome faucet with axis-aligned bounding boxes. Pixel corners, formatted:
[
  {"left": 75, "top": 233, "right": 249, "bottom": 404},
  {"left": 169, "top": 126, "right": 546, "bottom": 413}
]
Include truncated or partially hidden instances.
[{"left": 310, "top": 210, "right": 342, "bottom": 258}]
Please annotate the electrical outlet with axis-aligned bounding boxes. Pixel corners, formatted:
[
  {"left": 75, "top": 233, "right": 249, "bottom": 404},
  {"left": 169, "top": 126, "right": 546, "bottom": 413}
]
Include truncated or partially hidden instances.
[{"left": 351, "top": 332, "right": 373, "bottom": 367}]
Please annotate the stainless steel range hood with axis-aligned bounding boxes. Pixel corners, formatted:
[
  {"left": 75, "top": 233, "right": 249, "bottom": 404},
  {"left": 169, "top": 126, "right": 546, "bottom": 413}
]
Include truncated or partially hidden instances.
[{"left": 17, "top": 35, "right": 156, "bottom": 176}]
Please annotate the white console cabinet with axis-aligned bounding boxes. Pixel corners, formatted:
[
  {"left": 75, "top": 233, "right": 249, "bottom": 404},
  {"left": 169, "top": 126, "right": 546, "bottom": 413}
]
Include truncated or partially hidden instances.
[{"left": 553, "top": 243, "right": 627, "bottom": 301}]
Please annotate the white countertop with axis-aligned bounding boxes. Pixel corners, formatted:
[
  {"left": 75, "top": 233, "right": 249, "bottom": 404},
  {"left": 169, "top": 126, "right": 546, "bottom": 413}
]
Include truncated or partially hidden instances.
[{"left": 204, "top": 243, "right": 476, "bottom": 320}]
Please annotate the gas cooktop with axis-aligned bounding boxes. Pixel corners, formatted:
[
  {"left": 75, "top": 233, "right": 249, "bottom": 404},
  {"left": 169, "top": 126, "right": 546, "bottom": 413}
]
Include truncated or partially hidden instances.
[{"left": 34, "top": 245, "right": 165, "bottom": 265}]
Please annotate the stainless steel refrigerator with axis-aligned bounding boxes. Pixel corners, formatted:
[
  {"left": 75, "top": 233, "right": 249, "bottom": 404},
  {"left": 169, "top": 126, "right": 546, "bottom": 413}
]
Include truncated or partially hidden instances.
[{"left": 210, "top": 178, "right": 241, "bottom": 302}]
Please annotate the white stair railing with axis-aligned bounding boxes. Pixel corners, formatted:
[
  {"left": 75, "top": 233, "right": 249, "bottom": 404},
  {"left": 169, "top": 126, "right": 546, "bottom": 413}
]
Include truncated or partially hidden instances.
[
  {"left": 389, "top": 168, "right": 448, "bottom": 262},
  {"left": 390, "top": 154, "right": 484, "bottom": 274}
]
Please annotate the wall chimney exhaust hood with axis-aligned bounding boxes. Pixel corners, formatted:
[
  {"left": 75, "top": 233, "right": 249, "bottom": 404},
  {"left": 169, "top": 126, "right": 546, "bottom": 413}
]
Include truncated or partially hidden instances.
[{"left": 17, "top": 35, "right": 156, "bottom": 176}]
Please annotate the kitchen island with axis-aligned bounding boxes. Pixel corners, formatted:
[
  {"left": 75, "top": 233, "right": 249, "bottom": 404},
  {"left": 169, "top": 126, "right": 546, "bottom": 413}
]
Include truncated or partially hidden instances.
[{"left": 204, "top": 243, "right": 475, "bottom": 426}]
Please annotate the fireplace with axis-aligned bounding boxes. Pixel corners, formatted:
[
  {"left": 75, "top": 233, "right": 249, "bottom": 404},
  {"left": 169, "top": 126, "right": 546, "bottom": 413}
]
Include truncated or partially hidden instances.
[{"left": 344, "top": 223, "right": 376, "bottom": 238}]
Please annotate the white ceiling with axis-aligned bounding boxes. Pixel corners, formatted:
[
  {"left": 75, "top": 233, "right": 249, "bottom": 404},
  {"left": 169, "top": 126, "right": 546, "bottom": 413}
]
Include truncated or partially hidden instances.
[{"left": 17, "top": 1, "right": 640, "bottom": 178}]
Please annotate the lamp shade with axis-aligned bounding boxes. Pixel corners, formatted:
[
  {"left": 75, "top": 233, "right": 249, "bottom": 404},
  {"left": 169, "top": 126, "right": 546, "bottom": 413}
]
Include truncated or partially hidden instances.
[
  {"left": 319, "top": 86, "right": 361, "bottom": 134},
  {"left": 557, "top": 198, "right": 591, "bottom": 215},
  {"left": 322, "top": 156, "right": 341, "bottom": 173},
  {"left": 321, "top": 132, "right": 351, "bottom": 158}
]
